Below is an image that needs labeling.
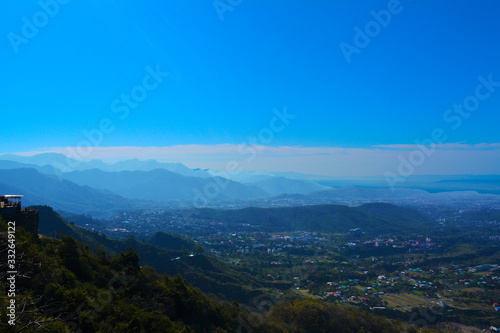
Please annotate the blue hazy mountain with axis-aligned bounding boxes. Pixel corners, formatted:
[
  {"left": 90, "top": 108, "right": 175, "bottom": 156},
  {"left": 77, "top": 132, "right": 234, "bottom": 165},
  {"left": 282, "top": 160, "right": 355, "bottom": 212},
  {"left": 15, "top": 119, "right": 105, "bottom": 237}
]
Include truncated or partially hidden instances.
[
  {"left": 61, "top": 168, "right": 271, "bottom": 201},
  {"left": 0, "top": 153, "right": 210, "bottom": 177},
  {"left": 0, "top": 168, "right": 132, "bottom": 217},
  {"left": 0, "top": 153, "right": 330, "bottom": 197},
  {"left": 2, "top": 153, "right": 499, "bottom": 199},
  {"left": 207, "top": 170, "right": 331, "bottom": 195},
  {"left": 105, "top": 158, "right": 211, "bottom": 177},
  {"left": 0, "top": 159, "right": 64, "bottom": 176}
]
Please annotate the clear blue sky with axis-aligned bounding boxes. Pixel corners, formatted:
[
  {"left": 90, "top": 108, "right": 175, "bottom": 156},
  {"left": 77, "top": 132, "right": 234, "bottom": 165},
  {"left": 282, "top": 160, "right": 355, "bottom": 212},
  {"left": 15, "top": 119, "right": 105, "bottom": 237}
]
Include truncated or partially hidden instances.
[{"left": 1, "top": 0, "right": 499, "bottom": 175}]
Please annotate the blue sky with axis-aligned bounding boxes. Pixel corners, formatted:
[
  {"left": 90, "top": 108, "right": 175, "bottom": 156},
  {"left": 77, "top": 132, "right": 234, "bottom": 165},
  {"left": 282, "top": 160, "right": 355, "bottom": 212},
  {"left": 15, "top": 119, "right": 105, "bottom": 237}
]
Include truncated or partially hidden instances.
[{"left": 1, "top": 0, "right": 499, "bottom": 176}]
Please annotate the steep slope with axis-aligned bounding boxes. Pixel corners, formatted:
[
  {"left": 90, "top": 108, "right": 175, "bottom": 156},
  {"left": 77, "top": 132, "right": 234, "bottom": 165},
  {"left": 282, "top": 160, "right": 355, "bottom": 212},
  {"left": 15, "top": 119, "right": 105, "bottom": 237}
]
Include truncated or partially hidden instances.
[
  {"left": 35, "top": 206, "right": 265, "bottom": 303},
  {"left": 0, "top": 220, "right": 243, "bottom": 332}
]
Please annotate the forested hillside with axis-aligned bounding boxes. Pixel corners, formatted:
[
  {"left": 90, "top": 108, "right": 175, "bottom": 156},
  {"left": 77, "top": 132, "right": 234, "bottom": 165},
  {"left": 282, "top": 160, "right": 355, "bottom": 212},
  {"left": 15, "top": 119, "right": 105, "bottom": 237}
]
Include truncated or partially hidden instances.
[
  {"left": 33, "top": 205, "right": 265, "bottom": 303},
  {"left": 192, "top": 203, "right": 434, "bottom": 235},
  {"left": 0, "top": 219, "right": 443, "bottom": 332}
]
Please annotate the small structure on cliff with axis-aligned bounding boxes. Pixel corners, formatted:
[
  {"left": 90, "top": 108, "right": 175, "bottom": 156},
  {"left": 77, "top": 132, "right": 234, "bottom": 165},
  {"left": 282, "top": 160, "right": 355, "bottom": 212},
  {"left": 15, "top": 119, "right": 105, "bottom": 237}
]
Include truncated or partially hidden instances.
[{"left": 0, "top": 195, "right": 39, "bottom": 236}]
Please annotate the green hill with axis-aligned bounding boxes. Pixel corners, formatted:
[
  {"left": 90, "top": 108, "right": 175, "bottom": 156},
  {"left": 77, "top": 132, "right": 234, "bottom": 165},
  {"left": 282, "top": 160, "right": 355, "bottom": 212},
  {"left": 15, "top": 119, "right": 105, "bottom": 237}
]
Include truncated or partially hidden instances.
[
  {"left": 35, "top": 206, "right": 265, "bottom": 303},
  {"left": 148, "top": 231, "right": 197, "bottom": 251},
  {"left": 0, "top": 219, "right": 242, "bottom": 332},
  {"left": 192, "top": 203, "right": 434, "bottom": 235}
]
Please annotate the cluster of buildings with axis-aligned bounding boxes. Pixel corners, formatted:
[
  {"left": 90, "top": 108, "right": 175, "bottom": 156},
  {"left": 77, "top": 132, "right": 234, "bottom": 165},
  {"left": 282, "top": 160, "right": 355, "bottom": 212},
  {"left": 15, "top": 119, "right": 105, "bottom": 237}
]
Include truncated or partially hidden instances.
[{"left": 344, "top": 236, "right": 438, "bottom": 253}]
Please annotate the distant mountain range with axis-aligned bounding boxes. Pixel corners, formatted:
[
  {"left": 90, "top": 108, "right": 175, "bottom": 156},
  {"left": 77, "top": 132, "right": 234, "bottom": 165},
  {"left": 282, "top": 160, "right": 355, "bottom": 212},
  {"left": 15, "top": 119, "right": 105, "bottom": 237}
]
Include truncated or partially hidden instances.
[
  {"left": 0, "top": 153, "right": 211, "bottom": 177},
  {"left": 32, "top": 205, "right": 266, "bottom": 303},
  {"left": 0, "top": 168, "right": 132, "bottom": 216},
  {"left": 0, "top": 153, "right": 332, "bottom": 202},
  {"left": 61, "top": 168, "right": 270, "bottom": 201},
  {"left": 1, "top": 153, "right": 499, "bottom": 217}
]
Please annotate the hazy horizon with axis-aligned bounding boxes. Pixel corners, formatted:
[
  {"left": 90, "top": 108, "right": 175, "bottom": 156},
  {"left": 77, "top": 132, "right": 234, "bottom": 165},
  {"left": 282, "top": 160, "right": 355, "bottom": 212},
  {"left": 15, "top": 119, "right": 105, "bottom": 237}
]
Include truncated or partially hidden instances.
[{"left": 2, "top": 148, "right": 500, "bottom": 179}]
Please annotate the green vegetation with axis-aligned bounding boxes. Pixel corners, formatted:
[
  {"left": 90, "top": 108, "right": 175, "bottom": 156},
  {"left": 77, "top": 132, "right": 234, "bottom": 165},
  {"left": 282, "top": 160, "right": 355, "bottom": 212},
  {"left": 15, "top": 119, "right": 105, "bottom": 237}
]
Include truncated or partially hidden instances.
[
  {"left": 34, "top": 206, "right": 266, "bottom": 304},
  {"left": 0, "top": 218, "right": 436, "bottom": 332},
  {"left": 192, "top": 203, "right": 435, "bottom": 235},
  {"left": 267, "top": 300, "right": 416, "bottom": 333},
  {"left": 148, "top": 230, "right": 197, "bottom": 251},
  {"left": 1, "top": 219, "right": 241, "bottom": 332}
]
